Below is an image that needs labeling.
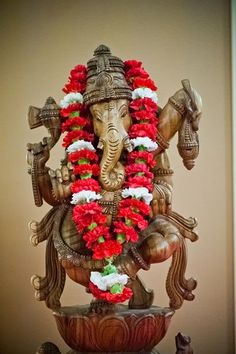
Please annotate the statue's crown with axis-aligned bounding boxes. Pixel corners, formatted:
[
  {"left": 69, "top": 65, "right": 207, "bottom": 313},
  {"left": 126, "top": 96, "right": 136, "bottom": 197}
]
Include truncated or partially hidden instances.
[{"left": 83, "top": 45, "right": 132, "bottom": 106}]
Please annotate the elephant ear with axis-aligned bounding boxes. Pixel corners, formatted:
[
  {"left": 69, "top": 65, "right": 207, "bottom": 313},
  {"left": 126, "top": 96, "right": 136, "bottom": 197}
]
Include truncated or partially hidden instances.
[{"left": 181, "top": 79, "right": 197, "bottom": 112}]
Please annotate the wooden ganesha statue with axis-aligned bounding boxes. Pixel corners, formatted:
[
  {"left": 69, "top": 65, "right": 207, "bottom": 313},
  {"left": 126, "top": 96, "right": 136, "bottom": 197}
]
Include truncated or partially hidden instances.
[{"left": 27, "top": 45, "right": 202, "bottom": 354}]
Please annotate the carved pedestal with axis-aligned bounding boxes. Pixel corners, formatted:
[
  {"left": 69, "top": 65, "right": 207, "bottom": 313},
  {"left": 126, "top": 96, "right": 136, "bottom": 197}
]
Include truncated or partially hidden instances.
[{"left": 52, "top": 305, "right": 174, "bottom": 353}]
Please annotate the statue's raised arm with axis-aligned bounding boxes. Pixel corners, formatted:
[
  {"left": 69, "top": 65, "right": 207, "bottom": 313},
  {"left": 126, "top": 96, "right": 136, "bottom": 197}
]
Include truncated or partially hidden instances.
[
  {"left": 27, "top": 97, "right": 73, "bottom": 206},
  {"left": 151, "top": 79, "right": 202, "bottom": 216}
]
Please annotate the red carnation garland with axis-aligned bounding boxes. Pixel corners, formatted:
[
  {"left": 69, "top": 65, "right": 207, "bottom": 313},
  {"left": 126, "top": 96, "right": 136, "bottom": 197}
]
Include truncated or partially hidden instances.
[
  {"left": 59, "top": 59, "right": 159, "bottom": 304},
  {"left": 111, "top": 59, "right": 159, "bottom": 255}
]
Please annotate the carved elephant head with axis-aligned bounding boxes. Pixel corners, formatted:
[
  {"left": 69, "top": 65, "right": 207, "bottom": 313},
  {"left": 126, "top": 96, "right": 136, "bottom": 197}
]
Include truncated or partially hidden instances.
[{"left": 90, "top": 98, "right": 132, "bottom": 191}]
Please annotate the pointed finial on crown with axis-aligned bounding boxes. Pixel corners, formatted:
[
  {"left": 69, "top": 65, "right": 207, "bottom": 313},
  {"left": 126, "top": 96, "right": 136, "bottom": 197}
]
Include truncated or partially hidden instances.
[{"left": 84, "top": 45, "right": 132, "bottom": 106}]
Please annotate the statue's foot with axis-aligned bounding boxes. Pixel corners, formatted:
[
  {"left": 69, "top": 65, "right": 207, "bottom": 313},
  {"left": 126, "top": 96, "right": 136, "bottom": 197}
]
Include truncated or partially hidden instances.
[{"left": 88, "top": 299, "right": 116, "bottom": 314}]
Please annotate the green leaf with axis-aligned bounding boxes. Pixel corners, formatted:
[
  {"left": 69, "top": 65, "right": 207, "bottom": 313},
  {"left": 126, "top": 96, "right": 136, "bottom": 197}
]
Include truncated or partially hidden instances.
[
  {"left": 125, "top": 218, "right": 132, "bottom": 226},
  {"left": 138, "top": 145, "right": 147, "bottom": 151},
  {"left": 135, "top": 158, "right": 146, "bottom": 164},
  {"left": 98, "top": 236, "right": 105, "bottom": 243},
  {"left": 102, "top": 264, "right": 117, "bottom": 275},
  {"left": 88, "top": 222, "right": 97, "bottom": 230},
  {"left": 78, "top": 158, "right": 89, "bottom": 165},
  {"left": 69, "top": 111, "right": 80, "bottom": 117},
  {"left": 110, "top": 283, "right": 123, "bottom": 294},
  {"left": 81, "top": 173, "right": 92, "bottom": 179},
  {"left": 116, "top": 233, "right": 126, "bottom": 244}
]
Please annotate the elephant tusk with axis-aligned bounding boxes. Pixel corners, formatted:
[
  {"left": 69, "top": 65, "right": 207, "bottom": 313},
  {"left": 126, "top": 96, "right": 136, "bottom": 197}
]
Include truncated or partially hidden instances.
[
  {"left": 97, "top": 138, "right": 104, "bottom": 150},
  {"left": 123, "top": 136, "right": 133, "bottom": 152}
]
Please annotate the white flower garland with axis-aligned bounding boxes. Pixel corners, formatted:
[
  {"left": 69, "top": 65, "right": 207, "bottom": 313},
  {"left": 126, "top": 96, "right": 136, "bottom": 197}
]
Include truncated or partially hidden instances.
[
  {"left": 130, "top": 137, "right": 158, "bottom": 151},
  {"left": 66, "top": 140, "right": 95, "bottom": 153},
  {"left": 71, "top": 190, "right": 102, "bottom": 204},
  {"left": 122, "top": 187, "right": 153, "bottom": 205},
  {"left": 90, "top": 271, "right": 129, "bottom": 291},
  {"left": 132, "top": 87, "right": 158, "bottom": 103},
  {"left": 60, "top": 92, "right": 84, "bottom": 108}
]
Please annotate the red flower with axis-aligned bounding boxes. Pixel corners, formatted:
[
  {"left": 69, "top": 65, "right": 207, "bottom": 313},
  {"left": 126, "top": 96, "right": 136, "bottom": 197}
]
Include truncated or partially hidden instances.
[
  {"left": 119, "top": 198, "right": 151, "bottom": 216},
  {"left": 118, "top": 208, "right": 148, "bottom": 230},
  {"left": 61, "top": 116, "right": 90, "bottom": 132},
  {"left": 125, "top": 163, "right": 153, "bottom": 179},
  {"left": 70, "top": 64, "right": 87, "bottom": 76},
  {"left": 89, "top": 282, "right": 133, "bottom": 303},
  {"left": 70, "top": 70, "right": 87, "bottom": 82},
  {"left": 93, "top": 240, "right": 122, "bottom": 260},
  {"left": 129, "top": 97, "right": 158, "bottom": 112},
  {"left": 60, "top": 103, "right": 84, "bottom": 118},
  {"left": 133, "top": 77, "right": 157, "bottom": 91},
  {"left": 124, "top": 60, "right": 142, "bottom": 70},
  {"left": 63, "top": 81, "right": 86, "bottom": 94},
  {"left": 62, "top": 65, "right": 87, "bottom": 93},
  {"left": 129, "top": 123, "right": 157, "bottom": 141},
  {"left": 131, "top": 110, "right": 158, "bottom": 124},
  {"left": 73, "top": 164, "right": 100, "bottom": 176},
  {"left": 126, "top": 67, "right": 149, "bottom": 81},
  {"left": 68, "top": 149, "right": 98, "bottom": 164},
  {"left": 71, "top": 178, "right": 100, "bottom": 193},
  {"left": 62, "top": 130, "right": 94, "bottom": 148},
  {"left": 113, "top": 221, "right": 138, "bottom": 242},
  {"left": 83, "top": 225, "right": 111, "bottom": 249},
  {"left": 73, "top": 202, "right": 105, "bottom": 231},
  {"left": 128, "top": 151, "right": 156, "bottom": 168},
  {"left": 126, "top": 176, "right": 153, "bottom": 192}
]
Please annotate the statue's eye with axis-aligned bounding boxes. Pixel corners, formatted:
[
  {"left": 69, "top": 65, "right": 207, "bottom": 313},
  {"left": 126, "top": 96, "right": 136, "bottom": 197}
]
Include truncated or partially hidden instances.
[
  {"left": 120, "top": 110, "right": 128, "bottom": 119},
  {"left": 93, "top": 110, "right": 102, "bottom": 121},
  {"left": 119, "top": 103, "right": 129, "bottom": 119}
]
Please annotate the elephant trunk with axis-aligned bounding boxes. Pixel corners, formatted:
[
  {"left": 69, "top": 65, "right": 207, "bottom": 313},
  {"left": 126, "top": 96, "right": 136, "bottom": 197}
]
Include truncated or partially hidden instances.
[{"left": 99, "top": 124, "right": 127, "bottom": 191}]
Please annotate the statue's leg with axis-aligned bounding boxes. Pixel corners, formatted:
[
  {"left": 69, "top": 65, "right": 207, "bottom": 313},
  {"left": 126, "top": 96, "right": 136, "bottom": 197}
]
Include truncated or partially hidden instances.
[{"left": 128, "top": 275, "right": 154, "bottom": 309}]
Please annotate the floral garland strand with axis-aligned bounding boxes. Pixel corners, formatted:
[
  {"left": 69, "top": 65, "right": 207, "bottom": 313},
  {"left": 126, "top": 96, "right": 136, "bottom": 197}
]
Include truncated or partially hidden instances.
[{"left": 59, "top": 60, "right": 159, "bottom": 304}]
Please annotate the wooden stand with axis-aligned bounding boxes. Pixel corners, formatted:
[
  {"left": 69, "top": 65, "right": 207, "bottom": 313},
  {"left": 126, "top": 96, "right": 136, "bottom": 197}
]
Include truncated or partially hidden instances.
[
  {"left": 35, "top": 332, "right": 194, "bottom": 354},
  {"left": 52, "top": 305, "right": 173, "bottom": 353}
]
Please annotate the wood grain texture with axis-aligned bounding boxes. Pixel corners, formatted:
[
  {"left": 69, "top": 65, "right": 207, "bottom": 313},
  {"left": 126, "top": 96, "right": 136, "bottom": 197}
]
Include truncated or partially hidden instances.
[{"left": 53, "top": 305, "right": 173, "bottom": 353}]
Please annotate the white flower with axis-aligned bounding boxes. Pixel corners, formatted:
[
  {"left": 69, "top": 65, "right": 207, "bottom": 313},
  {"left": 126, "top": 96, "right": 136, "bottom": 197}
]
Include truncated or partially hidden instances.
[
  {"left": 71, "top": 191, "right": 102, "bottom": 205},
  {"left": 130, "top": 137, "right": 158, "bottom": 151},
  {"left": 90, "top": 272, "right": 129, "bottom": 291},
  {"left": 132, "top": 87, "right": 158, "bottom": 103},
  {"left": 122, "top": 187, "right": 153, "bottom": 205},
  {"left": 66, "top": 140, "right": 95, "bottom": 153},
  {"left": 60, "top": 92, "right": 83, "bottom": 108}
]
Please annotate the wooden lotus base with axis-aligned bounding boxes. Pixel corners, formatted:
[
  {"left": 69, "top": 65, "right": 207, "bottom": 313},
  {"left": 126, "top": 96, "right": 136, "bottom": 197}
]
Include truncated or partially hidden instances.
[{"left": 52, "top": 305, "right": 174, "bottom": 353}]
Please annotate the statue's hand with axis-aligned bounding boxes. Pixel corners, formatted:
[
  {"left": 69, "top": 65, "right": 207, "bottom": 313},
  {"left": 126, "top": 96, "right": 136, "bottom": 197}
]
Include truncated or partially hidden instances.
[
  {"left": 49, "top": 165, "right": 74, "bottom": 201},
  {"left": 151, "top": 182, "right": 172, "bottom": 217},
  {"left": 27, "top": 138, "right": 50, "bottom": 169}
]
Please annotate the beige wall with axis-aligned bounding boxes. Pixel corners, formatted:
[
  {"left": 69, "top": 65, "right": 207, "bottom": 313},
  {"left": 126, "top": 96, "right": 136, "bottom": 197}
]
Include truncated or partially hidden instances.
[{"left": 0, "top": 1, "right": 233, "bottom": 353}]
